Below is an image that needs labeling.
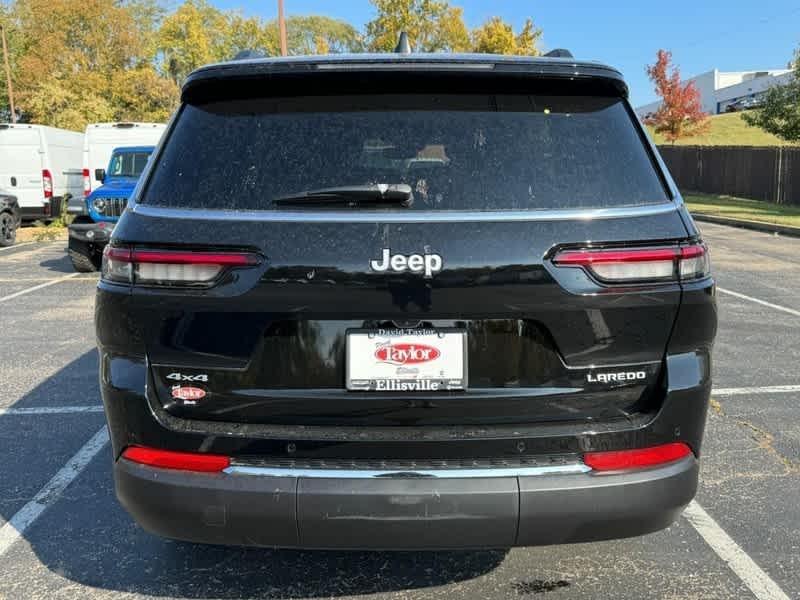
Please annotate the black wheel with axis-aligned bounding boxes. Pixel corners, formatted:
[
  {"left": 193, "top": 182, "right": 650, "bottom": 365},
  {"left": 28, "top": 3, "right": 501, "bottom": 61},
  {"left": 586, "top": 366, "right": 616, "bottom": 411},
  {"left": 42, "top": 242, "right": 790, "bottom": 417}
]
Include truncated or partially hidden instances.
[
  {"left": 0, "top": 212, "right": 16, "bottom": 247},
  {"left": 69, "top": 249, "right": 99, "bottom": 272}
]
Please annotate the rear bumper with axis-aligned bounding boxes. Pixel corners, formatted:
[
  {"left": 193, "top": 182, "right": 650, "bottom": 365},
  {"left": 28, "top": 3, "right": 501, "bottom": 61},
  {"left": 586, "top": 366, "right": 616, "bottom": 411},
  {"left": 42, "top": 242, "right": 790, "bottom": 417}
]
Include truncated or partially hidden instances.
[
  {"left": 115, "top": 455, "right": 698, "bottom": 549},
  {"left": 19, "top": 200, "right": 57, "bottom": 222},
  {"left": 66, "top": 196, "right": 87, "bottom": 215},
  {"left": 68, "top": 220, "right": 112, "bottom": 245}
]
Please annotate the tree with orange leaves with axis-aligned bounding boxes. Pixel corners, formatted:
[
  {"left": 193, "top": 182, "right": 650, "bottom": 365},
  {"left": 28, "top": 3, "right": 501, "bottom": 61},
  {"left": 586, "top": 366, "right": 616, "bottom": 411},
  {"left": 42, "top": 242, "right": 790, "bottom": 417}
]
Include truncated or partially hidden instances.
[{"left": 645, "top": 50, "right": 709, "bottom": 143}]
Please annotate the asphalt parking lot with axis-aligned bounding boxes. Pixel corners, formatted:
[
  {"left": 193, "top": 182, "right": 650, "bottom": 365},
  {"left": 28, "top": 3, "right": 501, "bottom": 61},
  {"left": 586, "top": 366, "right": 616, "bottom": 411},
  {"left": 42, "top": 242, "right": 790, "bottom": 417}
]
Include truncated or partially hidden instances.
[{"left": 0, "top": 221, "right": 797, "bottom": 600}]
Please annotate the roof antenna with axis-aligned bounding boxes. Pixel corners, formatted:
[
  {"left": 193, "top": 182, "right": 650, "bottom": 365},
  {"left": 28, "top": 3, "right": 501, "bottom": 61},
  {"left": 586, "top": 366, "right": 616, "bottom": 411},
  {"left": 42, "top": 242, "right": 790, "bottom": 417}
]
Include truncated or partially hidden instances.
[
  {"left": 394, "top": 31, "right": 412, "bottom": 54},
  {"left": 544, "top": 48, "right": 573, "bottom": 59}
]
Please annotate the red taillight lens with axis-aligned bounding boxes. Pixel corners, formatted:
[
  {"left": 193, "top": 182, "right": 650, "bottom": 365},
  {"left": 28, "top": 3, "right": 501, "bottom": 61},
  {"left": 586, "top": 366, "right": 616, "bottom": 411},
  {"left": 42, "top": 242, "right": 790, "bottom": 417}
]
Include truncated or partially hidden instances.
[
  {"left": 82, "top": 168, "right": 91, "bottom": 197},
  {"left": 42, "top": 169, "right": 53, "bottom": 198},
  {"left": 584, "top": 442, "right": 693, "bottom": 472},
  {"left": 552, "top": 243, "right": 709, "bottom": 283},
  {"left": 122, "top": 446, "right": 230, "bottom": 472},
  {"left": 101, "top": 246, "right": 260, "bottom": 286},
  {"left": 132, "top": 250, "right": 261, "bottom": 266}
]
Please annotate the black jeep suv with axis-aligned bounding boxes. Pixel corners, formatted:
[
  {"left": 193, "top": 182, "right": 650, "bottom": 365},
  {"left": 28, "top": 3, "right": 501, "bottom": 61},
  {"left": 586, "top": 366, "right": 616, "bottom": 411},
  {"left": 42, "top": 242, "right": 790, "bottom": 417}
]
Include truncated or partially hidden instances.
[{"left": 96, "top": 51, "right": 716, "bottom": 549}]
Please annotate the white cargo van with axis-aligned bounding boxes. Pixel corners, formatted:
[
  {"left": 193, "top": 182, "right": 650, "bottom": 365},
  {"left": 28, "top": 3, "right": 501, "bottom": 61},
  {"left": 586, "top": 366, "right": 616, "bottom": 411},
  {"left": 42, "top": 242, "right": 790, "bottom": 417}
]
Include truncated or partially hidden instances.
[
  {"left": 81, "top": 123, "right": 166, "bottom": 199},
  {"left": 0, "top": 124, "right": 83, "bottom": 221}
]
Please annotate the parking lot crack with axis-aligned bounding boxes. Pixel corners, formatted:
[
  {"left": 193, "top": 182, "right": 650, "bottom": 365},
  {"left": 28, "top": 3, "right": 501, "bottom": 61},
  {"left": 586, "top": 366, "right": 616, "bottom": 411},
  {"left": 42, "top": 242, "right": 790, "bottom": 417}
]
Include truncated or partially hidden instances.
[{"left": 710, "top": 398, "right": 800, "bottom": 473}]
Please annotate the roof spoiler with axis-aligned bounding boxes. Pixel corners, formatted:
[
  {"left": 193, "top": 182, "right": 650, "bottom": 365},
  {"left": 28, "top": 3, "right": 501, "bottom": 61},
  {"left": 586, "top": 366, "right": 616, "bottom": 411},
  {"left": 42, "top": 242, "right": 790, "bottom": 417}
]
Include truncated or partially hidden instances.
[{"left": 232, "top": 50, "right": 266, "bottom": 61}]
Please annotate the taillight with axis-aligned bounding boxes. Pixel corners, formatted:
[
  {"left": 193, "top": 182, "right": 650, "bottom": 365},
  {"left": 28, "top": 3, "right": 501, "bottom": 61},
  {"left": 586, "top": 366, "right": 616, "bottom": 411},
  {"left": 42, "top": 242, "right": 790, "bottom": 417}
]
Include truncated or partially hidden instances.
[
  {"left": 102, "top": 247, "right": 134, "bottom": 283},
  {"left": 584, "top": 442, "right": 693, "bottom": 471},
  {"left": 122, "top": 446, "right": 230, "bottom": 472},
  {"left": 101, "top": 246, "right": 261, "bottom": 286},
  {"left": 677, "top": 245, "right": 710, "bottom": 280},
  {"left": 42, "top": 169, "right": 53, "bottom": 198},
  {"left": 82, "top": 168, "right": 91, "bottom": 197},
  {"left": 552, "top": 243, "right": 709, "bottom": 284}
]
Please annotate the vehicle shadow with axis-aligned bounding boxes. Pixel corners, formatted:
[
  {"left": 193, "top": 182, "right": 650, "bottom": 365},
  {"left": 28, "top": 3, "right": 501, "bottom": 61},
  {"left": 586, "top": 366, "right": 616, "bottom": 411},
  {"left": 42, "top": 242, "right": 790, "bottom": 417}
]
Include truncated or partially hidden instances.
[
  {"left": 2, "top": 349, "right": 509, "bottom": 598},
  {"left": 39, "top": 252, "right": 78, "bottom": 274}
]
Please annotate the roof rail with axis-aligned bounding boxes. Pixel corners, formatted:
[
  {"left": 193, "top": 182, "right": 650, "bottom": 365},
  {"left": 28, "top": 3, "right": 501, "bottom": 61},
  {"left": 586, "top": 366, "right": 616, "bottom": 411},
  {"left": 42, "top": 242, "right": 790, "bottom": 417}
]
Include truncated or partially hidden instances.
[
  {"left": 394, "top": 32, "right": 412, "bottom": 54},
  {"left": 544, "top": 49, "right": 573, "bottom": 58}
]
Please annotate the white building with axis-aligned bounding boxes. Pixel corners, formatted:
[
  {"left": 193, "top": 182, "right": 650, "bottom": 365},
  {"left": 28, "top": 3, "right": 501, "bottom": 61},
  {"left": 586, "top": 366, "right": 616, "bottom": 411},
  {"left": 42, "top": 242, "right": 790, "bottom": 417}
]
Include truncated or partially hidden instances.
[{"left": 635, "top": 68, "right": 792, "bottom": 117}]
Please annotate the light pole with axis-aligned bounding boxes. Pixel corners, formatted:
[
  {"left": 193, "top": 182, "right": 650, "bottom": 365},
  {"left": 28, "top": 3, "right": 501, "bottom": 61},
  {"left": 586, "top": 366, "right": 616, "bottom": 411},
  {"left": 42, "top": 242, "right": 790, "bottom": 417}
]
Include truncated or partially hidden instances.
[
  {"left": 277, "top": 0, "right": 287, "bottom": 56},
  {"left": 0, "top": 24, "right": 15, "bottom": 123}
]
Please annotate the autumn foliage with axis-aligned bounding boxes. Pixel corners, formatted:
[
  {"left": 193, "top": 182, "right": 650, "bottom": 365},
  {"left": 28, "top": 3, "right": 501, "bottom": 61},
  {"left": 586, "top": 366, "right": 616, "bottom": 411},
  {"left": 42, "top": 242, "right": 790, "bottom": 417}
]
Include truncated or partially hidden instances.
[
  {"left": 471, "top": 17, "right": 541, "bottom": 56},
  {"left": 365, "top": 1, "right": 541, "bottom": 56},
  {"left": 645, "top": 50, "right": 709, "bottom": 143},
  {"left": 1, "top": 0, "right": 545, "bottom": 130}
]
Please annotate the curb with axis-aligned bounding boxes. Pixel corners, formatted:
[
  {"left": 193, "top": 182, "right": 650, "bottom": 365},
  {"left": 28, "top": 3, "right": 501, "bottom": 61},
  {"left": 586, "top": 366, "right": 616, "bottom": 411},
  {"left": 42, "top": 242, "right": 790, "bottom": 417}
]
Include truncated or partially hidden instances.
[{"left": 691, "top": 213, "right": 800, "bottom": 238}]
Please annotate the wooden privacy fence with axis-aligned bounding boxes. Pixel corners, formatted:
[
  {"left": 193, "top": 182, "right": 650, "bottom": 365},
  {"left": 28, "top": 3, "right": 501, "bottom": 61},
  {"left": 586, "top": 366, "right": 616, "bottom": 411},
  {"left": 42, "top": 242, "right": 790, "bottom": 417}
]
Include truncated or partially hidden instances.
[{"left": 657, "top": 145, "right": 800, "bottom": 205}]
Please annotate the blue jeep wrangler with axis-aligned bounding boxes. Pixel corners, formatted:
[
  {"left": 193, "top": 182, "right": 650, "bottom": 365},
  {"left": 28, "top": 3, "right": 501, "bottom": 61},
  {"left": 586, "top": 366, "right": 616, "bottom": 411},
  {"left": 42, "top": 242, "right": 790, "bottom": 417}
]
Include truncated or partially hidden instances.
[{"left": 68, "top": 146, "right": 154, "bottom": 272}]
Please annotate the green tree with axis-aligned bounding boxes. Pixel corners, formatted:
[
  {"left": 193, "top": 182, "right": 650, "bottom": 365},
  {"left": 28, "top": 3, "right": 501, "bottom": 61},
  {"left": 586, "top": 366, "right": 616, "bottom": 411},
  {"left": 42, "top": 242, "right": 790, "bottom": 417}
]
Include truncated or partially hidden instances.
[
  {"left": 260, "top": 15, "right": 362, "bottom": 56},
  {"left": 472, "top": 16, "right": 541, "bottom": 55},
  {"left": 743, "top": 47, "right": 800, "bottom": 142},
  {"left": 157, "top": 0, "right": 231, "bottom": 83},
  {"left": 120, "top": 0, "right": 168, "bottom": 61},
  {"left": 0, "top": 6, "right": 27, "bottom": 121},
  {"left": 12, "top": 0, "right": 142, "bottom": 128},
  {"left": 110, "top": 67, "right": 179, "bottom": 122},
  {"left": 9, "top": 0, "right": 177, "bottom": 129},
  {"left": 14, "top": 0, "right": 142, "bottom": 74},
  {"left": 365, "top": 0, "right": 470, "bottom": 52},
  {"left": 514, "top": 18, "right": 542, "bottom": 56},
  {"left": 280, "top": 15, "right": 364, "bottom": 55},
  {"left": 158, "top": 4, "right": 365, "bottom": 81},
  {"left": 23, "top": 76, "right": 115, "bottom": 130},
  {"left": 472, "top": 17, "right": 514, "bottom": 54},
  {"left": 227, "top": 13, "right": 277, "bottom": 57}
]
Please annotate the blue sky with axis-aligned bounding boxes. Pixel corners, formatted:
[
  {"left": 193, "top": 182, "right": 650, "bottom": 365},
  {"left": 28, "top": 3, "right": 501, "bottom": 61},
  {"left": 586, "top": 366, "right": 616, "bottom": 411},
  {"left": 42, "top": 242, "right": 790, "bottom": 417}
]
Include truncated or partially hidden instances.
[{"left": 212, "top": 0, "right": 799, "bottom": 107}]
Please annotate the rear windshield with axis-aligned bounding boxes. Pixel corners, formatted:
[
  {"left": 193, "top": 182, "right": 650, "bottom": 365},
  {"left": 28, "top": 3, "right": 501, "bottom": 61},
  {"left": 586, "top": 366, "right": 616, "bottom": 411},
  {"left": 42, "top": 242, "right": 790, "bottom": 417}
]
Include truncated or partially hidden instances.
[{"left": 141, "top": 94, "right": 669, "bottom": 211}]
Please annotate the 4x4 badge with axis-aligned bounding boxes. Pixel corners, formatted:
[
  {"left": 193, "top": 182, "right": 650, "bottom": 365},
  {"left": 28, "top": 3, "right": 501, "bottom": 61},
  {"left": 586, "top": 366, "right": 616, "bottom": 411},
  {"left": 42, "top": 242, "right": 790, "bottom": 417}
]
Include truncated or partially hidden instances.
[{"left": 370, "top": 248, "right": 443, "bottom": 278}]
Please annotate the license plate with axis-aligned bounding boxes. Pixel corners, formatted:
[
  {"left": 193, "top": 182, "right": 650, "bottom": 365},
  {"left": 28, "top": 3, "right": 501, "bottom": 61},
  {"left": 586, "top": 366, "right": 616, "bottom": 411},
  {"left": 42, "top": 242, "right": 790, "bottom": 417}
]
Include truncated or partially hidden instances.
[{"left": 346, "top": 329, "right": 467, "bottom": 391}]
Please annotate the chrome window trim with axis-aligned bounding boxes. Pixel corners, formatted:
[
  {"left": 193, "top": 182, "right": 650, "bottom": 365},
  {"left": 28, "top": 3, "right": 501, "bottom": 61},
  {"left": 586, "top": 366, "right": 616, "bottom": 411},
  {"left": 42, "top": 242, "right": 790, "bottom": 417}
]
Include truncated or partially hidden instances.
[
  {"left": 223, "top": 463, "right": 591, "bottom": 479},
  {"left": 131, "top": 202, "right": 678, "bottom": 224}
]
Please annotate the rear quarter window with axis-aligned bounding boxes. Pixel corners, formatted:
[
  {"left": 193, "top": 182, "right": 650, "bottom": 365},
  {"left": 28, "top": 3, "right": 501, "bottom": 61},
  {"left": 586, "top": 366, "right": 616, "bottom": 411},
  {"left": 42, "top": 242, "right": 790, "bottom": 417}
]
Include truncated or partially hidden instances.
[{"left": 141, "top": 94, "right": 669, "bottom": 211}]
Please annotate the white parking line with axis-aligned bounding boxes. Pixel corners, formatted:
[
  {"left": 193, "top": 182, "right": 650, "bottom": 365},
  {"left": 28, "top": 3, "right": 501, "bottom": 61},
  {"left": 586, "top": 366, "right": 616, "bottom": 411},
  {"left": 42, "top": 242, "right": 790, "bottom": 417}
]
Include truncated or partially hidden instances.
[
  {"left": 0, "top": 277, "right": 96, "bottom": 282},
  {"left": 0, "top": 426, "right": 108, "bottom": 558},
  {"left": 718, "top": 287, "right": 800, "bottom": 318},
  {"left": 0, "top": 405, "right": 104, "bottom": 417},
  {"left": 0, "top": 272, "right": 80, "bottom": 303},
  {"left": 714, "top": 385, "right": 800, "bottom": 397},
  {"left": 684, "top": 501, "right": 791, "bottom": 600},
  {"left": 0, "top": 242, "right": 36, "bottom": 253}
]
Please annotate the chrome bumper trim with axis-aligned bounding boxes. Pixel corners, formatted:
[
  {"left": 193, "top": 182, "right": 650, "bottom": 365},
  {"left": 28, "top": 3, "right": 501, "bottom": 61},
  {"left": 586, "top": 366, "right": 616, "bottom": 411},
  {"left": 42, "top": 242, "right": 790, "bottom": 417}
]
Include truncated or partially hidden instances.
[{"left": 223, "top": 463, "right": 591, "bottom": 479}]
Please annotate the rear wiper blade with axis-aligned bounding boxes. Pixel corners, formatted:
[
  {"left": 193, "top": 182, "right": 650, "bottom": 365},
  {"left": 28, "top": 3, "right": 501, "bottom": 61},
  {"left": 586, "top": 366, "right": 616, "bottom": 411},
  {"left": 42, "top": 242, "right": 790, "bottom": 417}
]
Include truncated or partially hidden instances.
[{"left": 273, "top": 184, "right": 413, "bottom": 207}]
